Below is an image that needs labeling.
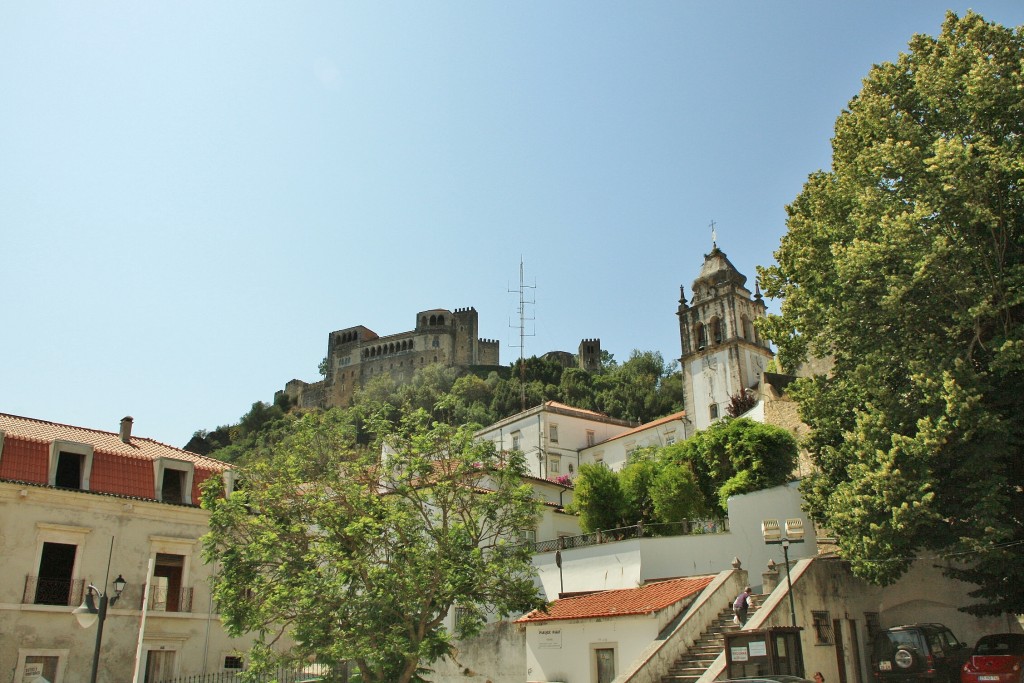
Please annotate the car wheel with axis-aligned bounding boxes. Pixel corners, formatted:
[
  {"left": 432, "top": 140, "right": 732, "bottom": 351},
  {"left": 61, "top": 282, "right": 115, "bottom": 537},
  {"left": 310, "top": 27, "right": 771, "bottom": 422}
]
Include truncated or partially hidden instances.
[{"left": 894, "top": 647, "right": 917, "bottom": 670}]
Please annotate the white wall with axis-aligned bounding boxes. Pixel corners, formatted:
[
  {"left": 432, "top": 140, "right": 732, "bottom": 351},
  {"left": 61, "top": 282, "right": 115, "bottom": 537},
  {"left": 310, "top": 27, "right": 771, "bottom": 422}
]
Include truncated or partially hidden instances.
[
  {"left": 525, "top": 613, "right": 660, "bottom": 683},
  {"left": 477, "top": 406, "right": 633, "bottom": 480},
  {"left": 579, "top": 416, "right": 688, "bottom": 472},
  {"left": 532, "top": 483, "right": 815, "bottom": 598}
]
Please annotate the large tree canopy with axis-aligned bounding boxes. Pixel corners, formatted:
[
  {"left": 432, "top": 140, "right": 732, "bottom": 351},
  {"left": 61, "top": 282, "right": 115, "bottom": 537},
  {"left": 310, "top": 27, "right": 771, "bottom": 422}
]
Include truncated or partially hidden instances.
[
  {"left": 759, "top": 12, "right": 1024, "bottom": 614},
  {"left": 201, "top": 409, "right": 544, "bottom": 682}
]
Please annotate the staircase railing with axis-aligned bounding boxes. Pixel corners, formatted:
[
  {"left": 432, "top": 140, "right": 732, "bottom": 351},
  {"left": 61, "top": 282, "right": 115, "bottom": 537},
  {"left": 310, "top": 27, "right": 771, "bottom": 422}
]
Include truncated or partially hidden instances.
[{"left": 692, "top": 557, "right": 815, "bottom": 683}]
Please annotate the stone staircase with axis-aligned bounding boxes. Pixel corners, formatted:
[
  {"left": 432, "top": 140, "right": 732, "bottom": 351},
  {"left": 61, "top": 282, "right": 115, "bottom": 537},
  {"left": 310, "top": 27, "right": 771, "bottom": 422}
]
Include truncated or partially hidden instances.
[{"left": 661, "top": 599, "right": 760, "bottom": 683}]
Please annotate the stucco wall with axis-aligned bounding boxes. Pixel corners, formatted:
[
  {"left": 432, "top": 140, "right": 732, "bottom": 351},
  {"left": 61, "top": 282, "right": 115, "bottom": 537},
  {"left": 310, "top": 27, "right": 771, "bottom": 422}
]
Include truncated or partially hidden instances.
[
  {"left": 0, "top": 483, "right": 269, "bottom": 683},
  {"left": 429, "top": 620, "right": 528, "bottom": 683},
  {"left": 525, "top": 613, "right": 660, "bottom": 683}
]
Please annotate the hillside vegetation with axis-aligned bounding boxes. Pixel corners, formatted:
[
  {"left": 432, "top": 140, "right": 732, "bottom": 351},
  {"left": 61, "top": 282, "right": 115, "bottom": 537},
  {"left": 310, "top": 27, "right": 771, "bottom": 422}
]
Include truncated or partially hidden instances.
[{"left": 187, "top": 350, "right": 685, "bottom": 463}]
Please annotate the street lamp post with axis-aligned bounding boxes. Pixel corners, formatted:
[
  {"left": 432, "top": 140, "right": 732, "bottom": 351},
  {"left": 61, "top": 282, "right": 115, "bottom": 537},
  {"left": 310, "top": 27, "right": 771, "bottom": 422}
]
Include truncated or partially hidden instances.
[
  {"left": 761, "top": 518, "right": 805, "bottom": 627},
  {"left": 73, "top": 537, "right": 127, "bottom": 683}
]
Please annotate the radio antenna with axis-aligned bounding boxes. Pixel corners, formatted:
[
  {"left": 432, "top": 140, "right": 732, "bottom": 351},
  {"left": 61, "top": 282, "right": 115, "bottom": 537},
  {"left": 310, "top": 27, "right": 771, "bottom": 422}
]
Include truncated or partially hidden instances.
[{"left": 508, "top": 258, "right": 536, "bottom": 411}]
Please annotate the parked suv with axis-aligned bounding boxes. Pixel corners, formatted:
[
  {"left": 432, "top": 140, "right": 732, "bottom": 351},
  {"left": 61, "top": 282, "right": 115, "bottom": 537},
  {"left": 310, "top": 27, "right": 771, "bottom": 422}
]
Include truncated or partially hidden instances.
[{"left": 872, "top": 624, "right": 971, "bottom": 683}]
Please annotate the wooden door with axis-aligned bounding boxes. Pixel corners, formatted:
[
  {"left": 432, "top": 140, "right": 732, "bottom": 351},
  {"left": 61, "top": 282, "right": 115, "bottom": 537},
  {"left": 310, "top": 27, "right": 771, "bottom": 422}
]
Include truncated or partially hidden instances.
[
  {"left": 144, "top": 650, "right": 175, "bottom": 683},
  {"left": 834, "top": 618, "right": 848, "bottom": 683},
  {"left": 596, "top": 648, "right": 615, "bottom": 683}
]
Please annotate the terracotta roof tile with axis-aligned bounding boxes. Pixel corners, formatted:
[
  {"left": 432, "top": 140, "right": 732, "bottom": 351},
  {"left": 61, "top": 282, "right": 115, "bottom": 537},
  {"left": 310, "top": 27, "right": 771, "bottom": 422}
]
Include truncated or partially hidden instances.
[
  {"left": 595, "top": 411, "right": 687, "bottom": 446},
  {"left": 518, "top": 575, "right": 714, "bottom": 623},
  {"left": 0, "top": 413, "right": 229, "bottom": 471},
  {"left": 542, "top": 401, "right": 611, "bottom": 419}
]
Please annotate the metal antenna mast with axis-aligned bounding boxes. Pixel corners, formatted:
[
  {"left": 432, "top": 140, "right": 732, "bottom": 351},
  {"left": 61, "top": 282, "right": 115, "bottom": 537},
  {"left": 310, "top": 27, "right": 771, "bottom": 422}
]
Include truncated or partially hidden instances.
[{"left": 508, "top": 258, "right": 536, "bottom": 411}]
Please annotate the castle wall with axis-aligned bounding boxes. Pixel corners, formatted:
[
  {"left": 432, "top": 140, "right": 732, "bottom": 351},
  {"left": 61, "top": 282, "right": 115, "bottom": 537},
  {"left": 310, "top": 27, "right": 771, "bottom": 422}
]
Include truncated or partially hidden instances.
[{"left": 281, "top": 307, "right": 502, "bottom": 411}]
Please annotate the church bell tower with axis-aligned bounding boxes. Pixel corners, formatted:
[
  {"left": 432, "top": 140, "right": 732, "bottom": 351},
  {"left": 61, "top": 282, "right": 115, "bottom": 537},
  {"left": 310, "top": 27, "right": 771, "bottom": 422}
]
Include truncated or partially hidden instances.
[{"left": 677, "top": 243, "right": 773, "bottom": 431}]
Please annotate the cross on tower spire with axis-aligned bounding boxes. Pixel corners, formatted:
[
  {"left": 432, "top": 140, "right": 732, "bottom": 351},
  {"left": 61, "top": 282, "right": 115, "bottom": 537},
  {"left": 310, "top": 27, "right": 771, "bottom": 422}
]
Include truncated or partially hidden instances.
[{"left": 710, "top": 220, "right": 718, "bottom": 249}]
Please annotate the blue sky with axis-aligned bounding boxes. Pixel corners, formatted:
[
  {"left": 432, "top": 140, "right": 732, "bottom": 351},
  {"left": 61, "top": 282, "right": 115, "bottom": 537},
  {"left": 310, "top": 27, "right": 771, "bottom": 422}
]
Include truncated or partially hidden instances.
[{"left": 3, "top": 2, "right": 1022, "bottom": 448}]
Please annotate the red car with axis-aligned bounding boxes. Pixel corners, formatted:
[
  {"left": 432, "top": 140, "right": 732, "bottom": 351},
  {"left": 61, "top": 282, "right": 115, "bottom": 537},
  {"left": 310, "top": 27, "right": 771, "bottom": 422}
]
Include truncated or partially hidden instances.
[{"left": 962, "top": 634, "right": 1024, "bottom": 683}]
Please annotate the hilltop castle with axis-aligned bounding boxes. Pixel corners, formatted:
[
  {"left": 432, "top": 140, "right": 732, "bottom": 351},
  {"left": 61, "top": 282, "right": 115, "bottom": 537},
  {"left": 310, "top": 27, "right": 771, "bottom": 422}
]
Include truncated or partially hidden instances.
[{"left": 277, "top": 307, "right": 603, "bottom": 410}]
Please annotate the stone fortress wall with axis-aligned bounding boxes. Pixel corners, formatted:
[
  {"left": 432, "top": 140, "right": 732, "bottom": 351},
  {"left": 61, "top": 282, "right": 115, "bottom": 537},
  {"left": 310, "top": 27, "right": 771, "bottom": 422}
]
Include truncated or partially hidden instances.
[{"left": 278, "top": 306, "right": 602, "bottom": 411}]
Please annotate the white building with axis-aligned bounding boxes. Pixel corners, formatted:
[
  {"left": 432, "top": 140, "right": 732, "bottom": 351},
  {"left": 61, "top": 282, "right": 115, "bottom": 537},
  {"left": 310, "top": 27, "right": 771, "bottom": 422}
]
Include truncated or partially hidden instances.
[
  {"left": 519, "top": 575, "right": 715, "bottom": 683},
  {"left": 578, "top": 410, "right": 689, "bottom": 472},
  {"left": 475, "top": 401, "right": 635, "bottom": 480}
]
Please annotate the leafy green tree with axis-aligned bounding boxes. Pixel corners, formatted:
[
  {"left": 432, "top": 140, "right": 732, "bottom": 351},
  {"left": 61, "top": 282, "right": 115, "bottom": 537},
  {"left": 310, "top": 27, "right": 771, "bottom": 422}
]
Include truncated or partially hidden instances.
[
  {"left": 569, "top": 463, "right": 627, "bottom": 532},
  {"left": 558, "top": 367, "right": 596, "bottom": 410},
  {"left": 671, "top": 418, "right": 798, "bottom": 515},
  {"left": 758, "top": 11, "right": 1024, "bottom": 613},
  {"left": 619, "top": 449, "right": 660, "bottom": 524},
  {"left": 202, "top": 409, "right": 543, "bottom": 682},
  {"left": 621, "top": 450, "right": 705, "bottom": 527},
  {"left": 650, "top": 460, "right": 705, "bottom": 524},
  {"left": 593, "top": 350, "right": 681, "bottom": 424},
  {"left": 393, "top": 364, "right": 458, "bottom": 418}
]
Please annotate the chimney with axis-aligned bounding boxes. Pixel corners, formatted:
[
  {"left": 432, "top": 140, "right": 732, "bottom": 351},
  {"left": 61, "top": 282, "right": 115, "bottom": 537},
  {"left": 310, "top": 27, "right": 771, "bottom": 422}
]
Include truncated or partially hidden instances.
[{"left": 119, "top": 416, "right": 134, "bottom": 443}]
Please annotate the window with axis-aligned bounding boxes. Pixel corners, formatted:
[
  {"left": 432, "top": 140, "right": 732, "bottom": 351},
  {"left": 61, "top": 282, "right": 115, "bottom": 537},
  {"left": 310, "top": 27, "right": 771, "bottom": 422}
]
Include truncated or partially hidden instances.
[
  {"left": 454, "top": 606, "right": 472, "bottom": 630},
  {"left": 695, "top": 323, "right": 708, "bottom": 349},
  {"left": 148, "top": 536, "right": 195, "bottom": 613},
  {"left": 48, "top": 440, "right": 94, "bottom": 490},
  {"left": 568, "top": 464, "right": 574, "bottom": 474},
  {"left": 152, "top": 553, "right": 190, "bottom": 612},
  {"left": 511, "top": 432, "right": 521, "bottom": 451},
  {"left": 549, "top": 457, "right": 559, "bottom": 473},
  {"left": 549, "top": 424, "right": 559, "bottom": 444},
  {"left": 15, "top": 649, "right": 68, "bottom": 683},
  {"left": 27, "top": 523, "right": 89, "bottom": 606},
  {"left": 223, "top": 655, "right": 244, "bottom": 671},
  {"left": 34, "top": 542, "right": 77, "bottom": 605},
  {"left": 709, "top": 404, "right": 719, "bottom": 420},
  {"left": 520, "top": 528, "right": 537, "bottom": 544},
  {"left": 54, "top": 452, "right": 83, "bottom": 488},
  {"left": 865, "top": 612, "right": 881, "bottom": 644},
  {"left": 162, "top": 468, "right": 185, "bottom": 504},
  {"left": 223, "top": 470, "right": 241, "bottom": 496},
  {"left": 712, "top": 317, "right": 723, "bottom": 344},
  {"left": 812, "top": 611, "right": 834, "bottom": 644},
  {"left": 153, "top": 458, "right": 195, "bottom": 504},
  {"left": 586, "top": 430, "right": 595, "bottom": 446}
]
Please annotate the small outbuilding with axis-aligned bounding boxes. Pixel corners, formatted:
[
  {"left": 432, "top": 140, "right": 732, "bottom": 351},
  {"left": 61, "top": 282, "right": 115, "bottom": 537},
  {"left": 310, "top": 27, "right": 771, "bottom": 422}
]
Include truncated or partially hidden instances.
[{"left": 518, "top": 574, "right": 714, "bottom": 683}]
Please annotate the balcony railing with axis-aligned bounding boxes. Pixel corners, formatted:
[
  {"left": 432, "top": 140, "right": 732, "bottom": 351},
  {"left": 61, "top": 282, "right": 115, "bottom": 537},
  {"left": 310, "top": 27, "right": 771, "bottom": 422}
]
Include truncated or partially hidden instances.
[
  {"left": 530, "top": 518, "right": 729, "bottom": 554},
  {"left": 23, "top": 576, "right": 85, "bottom": 606},
  {"left": 144, "top": 585, "right": 194, "bottom": 613}
]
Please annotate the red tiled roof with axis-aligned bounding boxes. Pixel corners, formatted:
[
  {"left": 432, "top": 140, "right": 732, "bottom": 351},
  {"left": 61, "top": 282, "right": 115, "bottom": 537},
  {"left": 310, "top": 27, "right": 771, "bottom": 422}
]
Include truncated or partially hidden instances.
[
  {"left": 0, "top": 413, "right": 230, "bottom": 502},
  {"left": 518, "top": 575, "right": 714, "bottom": 623},
  {"left": 543, "top": 401, "right": 611, "bottom": 420},
  {"left": 0, "top": 413, "right": 228, "bottom": 469},
  {"left": 594, "top": 411, "right": 687, "bottom": 446}
]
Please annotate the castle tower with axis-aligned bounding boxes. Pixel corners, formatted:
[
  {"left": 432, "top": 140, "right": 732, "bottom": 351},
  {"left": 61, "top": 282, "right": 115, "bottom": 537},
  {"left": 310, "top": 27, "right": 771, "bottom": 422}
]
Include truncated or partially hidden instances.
[
  {"left": 578, "top": 339, "right": 601, "bottom": 372},
  {"left": 677, "top": 246, "right": 772, "bottom": 431}
]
